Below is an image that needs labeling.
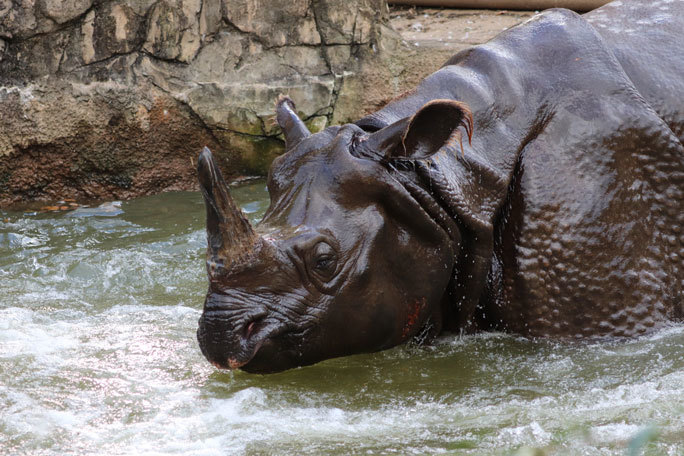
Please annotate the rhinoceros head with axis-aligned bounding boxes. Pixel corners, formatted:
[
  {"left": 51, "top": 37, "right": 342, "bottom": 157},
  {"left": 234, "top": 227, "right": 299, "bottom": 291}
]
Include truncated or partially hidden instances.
[{"left": 197, "top": 95, "right": 473, "bottom": 373}]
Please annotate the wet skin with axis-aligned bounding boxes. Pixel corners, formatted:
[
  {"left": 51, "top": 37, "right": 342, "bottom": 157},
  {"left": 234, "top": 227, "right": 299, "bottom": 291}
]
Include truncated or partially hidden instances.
[{"left": 197, "top": 0, "right": 683, "bottom": 373}]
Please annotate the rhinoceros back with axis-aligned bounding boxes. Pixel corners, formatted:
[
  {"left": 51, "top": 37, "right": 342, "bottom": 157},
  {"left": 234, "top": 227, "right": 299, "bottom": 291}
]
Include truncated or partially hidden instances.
[{"left": 586, "top": 0, "right": 684, "bottom": 142}]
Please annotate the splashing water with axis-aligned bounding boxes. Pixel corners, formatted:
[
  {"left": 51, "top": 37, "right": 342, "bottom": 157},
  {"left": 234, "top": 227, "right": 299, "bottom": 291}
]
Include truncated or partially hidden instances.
[{"left": 1, "top": 182, "right": 682, "bottom": 455}]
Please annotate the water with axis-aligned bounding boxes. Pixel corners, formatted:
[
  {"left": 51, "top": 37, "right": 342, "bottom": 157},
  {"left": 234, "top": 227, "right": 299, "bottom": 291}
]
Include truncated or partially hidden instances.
[{"left": 1, "top": 182, "right": 682, "bottom": 455}]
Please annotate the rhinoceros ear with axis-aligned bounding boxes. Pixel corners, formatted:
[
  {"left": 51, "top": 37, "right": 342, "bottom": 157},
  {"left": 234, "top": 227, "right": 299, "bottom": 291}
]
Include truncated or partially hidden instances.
[
  {"left": 389, "top": 99, "right": 473, "bottom": 160},
  {"left": 275, "top": 94, "right": 311, "bottom": 150}
]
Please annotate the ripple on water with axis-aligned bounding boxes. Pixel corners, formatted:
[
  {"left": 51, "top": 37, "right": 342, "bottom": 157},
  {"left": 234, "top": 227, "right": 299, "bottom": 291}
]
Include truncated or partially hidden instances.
[{"left": 1, "top": 189, "right": 683, "bottom": 455}]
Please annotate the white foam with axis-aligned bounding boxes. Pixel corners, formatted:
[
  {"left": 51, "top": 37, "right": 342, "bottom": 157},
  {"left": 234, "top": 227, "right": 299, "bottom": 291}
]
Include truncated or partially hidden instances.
[
  {"left": 0, "top": 308, "right": 80, "bottom": 357},
  {"left": 498, "top": 421, "right": 552, "bottom": 446},
  {"left": 591, "top": 422, "right": 641, "bottom": 443},
  {"left": 2, "top": 195, "right": 683, "bottom": 455}
]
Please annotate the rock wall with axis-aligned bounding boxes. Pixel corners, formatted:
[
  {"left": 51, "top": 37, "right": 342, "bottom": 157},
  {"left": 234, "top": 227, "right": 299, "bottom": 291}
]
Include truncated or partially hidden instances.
[{"left": 0, "top": 0, "right": 406, "bottom": 207}]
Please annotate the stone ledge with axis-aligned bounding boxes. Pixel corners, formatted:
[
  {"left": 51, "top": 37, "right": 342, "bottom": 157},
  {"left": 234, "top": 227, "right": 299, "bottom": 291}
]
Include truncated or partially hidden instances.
[{"left": 0, "top": 1, "right": 534, "bottom": 207}]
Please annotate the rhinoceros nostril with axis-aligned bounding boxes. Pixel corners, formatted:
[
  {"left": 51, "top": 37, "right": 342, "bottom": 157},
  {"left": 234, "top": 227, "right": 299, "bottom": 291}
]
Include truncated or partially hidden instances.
[
  {"left": 243, "top": 315, "right": 266, "bottom": 340},
  {"left": 246, "top": 321, "right": 256, "bottom": 338}
]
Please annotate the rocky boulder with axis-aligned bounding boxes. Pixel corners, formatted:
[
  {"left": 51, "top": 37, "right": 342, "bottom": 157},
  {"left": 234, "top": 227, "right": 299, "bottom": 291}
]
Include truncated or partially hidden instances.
[{"left": 0, "top": 0, "right": 432, "bottom": 207}]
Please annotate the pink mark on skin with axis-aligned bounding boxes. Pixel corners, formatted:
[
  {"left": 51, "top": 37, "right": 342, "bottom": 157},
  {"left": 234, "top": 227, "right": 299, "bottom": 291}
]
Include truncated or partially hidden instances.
[
  {"left": 228, "top": 358, "right": 247, "bottom": 369},
  {"left": 402, "top": 297, "right": 427, "bottom": 339},
  {"left": 211, "top": 359, "right": 245, "bottom": 370}
]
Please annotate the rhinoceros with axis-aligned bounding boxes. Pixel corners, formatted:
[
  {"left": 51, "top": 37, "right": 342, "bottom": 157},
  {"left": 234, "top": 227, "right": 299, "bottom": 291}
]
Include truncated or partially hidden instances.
[{"left": 196, "top": 0, "right": 683, "bottom": 373}]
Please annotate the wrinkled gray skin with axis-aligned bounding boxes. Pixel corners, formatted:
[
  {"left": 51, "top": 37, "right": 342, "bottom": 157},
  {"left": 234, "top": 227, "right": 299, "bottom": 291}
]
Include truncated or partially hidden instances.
[{"left": 197, "top": 0, "right": 683, "bottom": 374}]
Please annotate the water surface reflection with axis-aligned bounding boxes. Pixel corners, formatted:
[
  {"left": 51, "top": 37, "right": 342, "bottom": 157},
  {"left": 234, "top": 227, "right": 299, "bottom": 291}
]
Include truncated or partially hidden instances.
[{"left": 1, "top": 183, "right": 682, "bottom": 455}]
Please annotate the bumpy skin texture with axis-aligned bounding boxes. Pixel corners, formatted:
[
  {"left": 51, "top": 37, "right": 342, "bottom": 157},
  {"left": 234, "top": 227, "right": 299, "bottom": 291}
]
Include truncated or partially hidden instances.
[
  {"left": 358, "top": 0, "right": 683, "bottom": 338},
  {"left": 197, "top": 0, "right": 683, "bottom": 373}
]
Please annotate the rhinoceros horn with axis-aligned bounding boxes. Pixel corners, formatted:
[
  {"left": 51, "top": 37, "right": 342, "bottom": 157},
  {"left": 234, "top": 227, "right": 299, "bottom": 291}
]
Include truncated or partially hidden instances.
[
  {"left": 276, "top": 94, "right": 311, "bottom": 150},
  {"left": 197, "top": 147, "right": 258, "bottom": 273}
]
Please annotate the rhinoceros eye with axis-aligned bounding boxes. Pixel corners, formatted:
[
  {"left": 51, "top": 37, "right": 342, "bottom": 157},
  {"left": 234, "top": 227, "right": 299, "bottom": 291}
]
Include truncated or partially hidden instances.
[{"left": 311, "top": 241, "right": 337, "bottom": 280}]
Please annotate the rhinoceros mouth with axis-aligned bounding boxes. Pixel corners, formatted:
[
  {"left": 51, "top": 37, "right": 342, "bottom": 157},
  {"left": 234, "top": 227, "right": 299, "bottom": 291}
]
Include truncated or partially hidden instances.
[
  {"left": 197, "top": 313, "right": 290, "bottom": 371},
  {"left": 226, "top": 338, "right": 264, "bottom": 369},
  {"left": 224, "top": 330, "right": 274, "bottom": 369}
]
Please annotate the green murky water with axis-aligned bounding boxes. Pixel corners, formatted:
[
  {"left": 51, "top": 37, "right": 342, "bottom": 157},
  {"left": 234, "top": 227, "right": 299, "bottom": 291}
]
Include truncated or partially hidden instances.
[{"left": 1, "top": 181, "right": 682, "bottom": 455}]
